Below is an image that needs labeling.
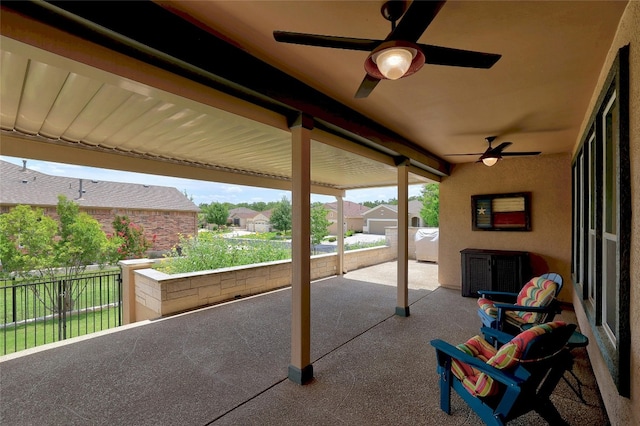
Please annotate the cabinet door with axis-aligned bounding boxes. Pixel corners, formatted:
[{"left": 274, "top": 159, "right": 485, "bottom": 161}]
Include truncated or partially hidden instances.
[
  {"left": 463, "top": 254, "right": 492, "bottom": 297},
  {"left": 492, "top": 255, "right": 524, "bottom": 293}
]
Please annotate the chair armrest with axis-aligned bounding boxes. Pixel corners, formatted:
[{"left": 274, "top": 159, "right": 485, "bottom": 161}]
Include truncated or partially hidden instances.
[
  {"left": 493, "top": 303, "right": 557, "bottom": 314},
  {"left": 493, "top": 303, "right": 561, "bottom": 333},
  {"left": 480, "top": 327, "right": 514, "bottom": 346},
  {"left": 477, "top": 290, "right": 519, "bottom": 300},
  {"left": 430, "top": 339, "right": 524, "bottom": 387}
]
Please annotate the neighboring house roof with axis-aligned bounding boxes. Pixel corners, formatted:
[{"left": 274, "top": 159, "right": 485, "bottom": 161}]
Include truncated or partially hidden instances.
[
  {"left": 256, "top": 209, "right": 272, "bottom": 220},
  {"left": 408, "top": 200, "right": 423, "bottom": 215},
  {"left": 323, "top": 201, "right": 370, "bottom": 218},
  {"left": 246, "top": 210, "right": 272, "bottom": 222},
  {"left": 361, "top": 201, "right": 423, "bottom": 217},
  {"left": 228, "top": 207, "right": 258, "bottom": 219},
  {"left": 362, "top": 204, "right": 398, "bottom": 217},
  {"left": 0, "top": 160, "right": 200, "bottom": 212}
]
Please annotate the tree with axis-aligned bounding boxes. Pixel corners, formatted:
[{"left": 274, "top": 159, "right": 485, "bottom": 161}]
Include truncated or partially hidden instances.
[
  {"left": 182, "top": 189, "right": 194, "bottom": 202},
  {"left": 420, "top": 183, "right": 440, "bottom": 227},
  {"left": 0, "top": 197, "right": 119, "bottom": 314},
  {"left": 270, "top": 196, "right": 291, "bottom": 233},
  {"left": 202, "top": 202, "right": 229, "bottom": 227},
  {"left": 250, "top": 201, "right": 269, "bottom": 212},
  {"left": 55, "top": 196, "right": 117, "bottom": 271},
  {"left": 53, "top": 196, "right": 121, "bottom": 311},
  {"left": 310, "top": 204, "right": 331, "bottom": 251},
  {"left": 0, "top": 205, "right": 57, "bottom": 276}
]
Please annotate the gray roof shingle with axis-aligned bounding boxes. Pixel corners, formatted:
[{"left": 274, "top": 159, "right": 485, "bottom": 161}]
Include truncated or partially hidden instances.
[
  {"left": 323, "top": 201, "right": 370, "bottom": 217},
  {"left": 1, "top": 160, "right": 200, "bottom": 212}
]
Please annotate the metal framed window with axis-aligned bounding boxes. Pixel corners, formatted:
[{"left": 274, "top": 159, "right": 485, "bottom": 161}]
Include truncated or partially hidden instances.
[{"left": 570, "top": 45, "right": 630, "bottom": 397}]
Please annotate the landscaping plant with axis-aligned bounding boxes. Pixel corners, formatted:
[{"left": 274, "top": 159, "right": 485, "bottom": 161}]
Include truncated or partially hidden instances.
[
  {"left": 112, "top": 215, "right": 154, "bottom": 259},
  {"left": 156, "top": 231, "right": 291, "bottom": 274},
  {"left": 0, "top": 196, "right": 120, "bottom": 314}
]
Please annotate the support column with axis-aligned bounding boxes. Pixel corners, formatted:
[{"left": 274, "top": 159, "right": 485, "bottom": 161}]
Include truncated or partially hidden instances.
[
  {"left": 396, "top": 158, "right": 410, "bottom": 317},
  {"left": 337, "top": 195, "right": 345, "bottom": 275},
  {"left": 288, "top": 113, "right": 314, "bottom": 384},
  {"left": 118, "top": 259, "right": 154, "bottom": 324}
]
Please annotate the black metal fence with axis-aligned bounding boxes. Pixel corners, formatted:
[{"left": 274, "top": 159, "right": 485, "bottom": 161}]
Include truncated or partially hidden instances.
[{"left": 1, "top": 268, "right": 122, "bottom": 356}]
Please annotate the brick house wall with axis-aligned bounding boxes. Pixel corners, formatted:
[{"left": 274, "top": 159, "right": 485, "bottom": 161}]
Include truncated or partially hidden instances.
[
  {"left": 3, "top": 206, "right": 198, "bottom": 253},
  {"left": 1, "top": 160, "right": 201, "bottom": 255},
  {"left": 97, "top": 209, "right": 199, "bottom": 252}
]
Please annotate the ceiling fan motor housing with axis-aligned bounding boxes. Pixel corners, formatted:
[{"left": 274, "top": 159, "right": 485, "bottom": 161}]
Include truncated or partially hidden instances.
[
  {"left": 364, "top": 40, "right": 425, "bottom": 79},
  {"left": 381, "top": 1, "right": 408, "bottom": 23}
]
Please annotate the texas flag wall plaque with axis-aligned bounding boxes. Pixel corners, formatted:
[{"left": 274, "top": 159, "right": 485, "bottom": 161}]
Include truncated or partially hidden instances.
[{"left": 471, "top": 192, "right": 531, "bottom": 231}]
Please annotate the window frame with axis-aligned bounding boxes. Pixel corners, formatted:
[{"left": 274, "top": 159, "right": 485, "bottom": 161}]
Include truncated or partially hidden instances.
[{"left": 571, "top": 45, "right": 630, "bottom": 397}]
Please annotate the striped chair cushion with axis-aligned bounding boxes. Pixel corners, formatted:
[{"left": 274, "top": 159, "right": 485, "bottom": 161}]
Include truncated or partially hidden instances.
[
  {"left": 476, "top": 277, "right": 558, "bottom": 326},
  {"left": 451, "top": 321, "right": 567, "bottom": 397},
  {"left": 514, "top": 277, "right": 558, "bottom": 323},
  {"left": 477, "top": 297, "right": 497, "bottom": 317}
]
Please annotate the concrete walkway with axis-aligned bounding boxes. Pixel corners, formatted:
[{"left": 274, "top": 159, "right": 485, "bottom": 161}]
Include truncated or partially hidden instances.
[{"left": 0, "top": 261, "right": 607, "bottom": 425}]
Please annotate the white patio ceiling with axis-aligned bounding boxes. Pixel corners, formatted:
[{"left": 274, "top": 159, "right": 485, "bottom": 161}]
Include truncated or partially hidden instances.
[{"left": 0, "top": 35, "right": 432, "bottom": 197}]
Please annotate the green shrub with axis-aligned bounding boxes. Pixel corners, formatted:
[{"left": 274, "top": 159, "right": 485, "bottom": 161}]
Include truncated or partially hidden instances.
[
  {"left": 345, "top": 240, "right": 387, "bottom": 251},
  {"left": 155, "top": 232, "right": 291, "bottom": 274},
  {"left": 112, "top": 215, "right": 153, "bottom": 260}
]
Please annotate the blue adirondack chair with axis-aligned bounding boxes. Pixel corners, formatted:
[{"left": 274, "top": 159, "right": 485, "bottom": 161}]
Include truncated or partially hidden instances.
[
  {"left": 430, "top": 321, "right": 576, "bottom": 426},
  {"left": 477, "top": 272, "right": 564, "bottom": 335}
]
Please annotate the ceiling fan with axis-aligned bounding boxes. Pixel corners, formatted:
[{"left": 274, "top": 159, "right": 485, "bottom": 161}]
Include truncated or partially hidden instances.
[
  {"left": 273, "top": 0, "right": 501, "bottom": 98},
  {"left": 445, "top": 136, "right": 542, "bottom": 166}
]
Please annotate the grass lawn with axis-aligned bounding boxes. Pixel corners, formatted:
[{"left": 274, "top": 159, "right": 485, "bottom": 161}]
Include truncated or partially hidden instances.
[
  {"left": 1, "top": 268, "right": 122, "bottom": 356},
  {"left": 2, "top": 306, "right": 121, "bottom": 355}
]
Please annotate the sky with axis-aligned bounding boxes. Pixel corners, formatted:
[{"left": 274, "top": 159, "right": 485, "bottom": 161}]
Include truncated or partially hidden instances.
[{"left": 1, "top": 155, "right": 424, "bottom": 206}]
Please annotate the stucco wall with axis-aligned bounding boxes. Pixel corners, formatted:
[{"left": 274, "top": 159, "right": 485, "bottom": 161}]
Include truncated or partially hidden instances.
[
  {"left": 438, "top": 153, "right": 572, "bottom": 301},
  {"left": 570, "top": 2, "right": 639, "bottom": 425}
]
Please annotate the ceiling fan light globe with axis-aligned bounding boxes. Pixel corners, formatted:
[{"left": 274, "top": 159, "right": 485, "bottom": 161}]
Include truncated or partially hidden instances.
[
  {"left": 375, "top": 48, "right": 413, "bottom": 80},
  {"left": 482, "top": 157, "right": 499, "bottom": 167}
]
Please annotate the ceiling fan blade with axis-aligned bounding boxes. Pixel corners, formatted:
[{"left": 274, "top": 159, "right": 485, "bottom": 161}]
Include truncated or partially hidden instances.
[
  {"left": 418, "top": 44, "right": 501, "bottom": 69},
  {"left": 273, "top": 31, "right": 380, "bottom": 51},
  {"left": 388, "top": 0, "right": 446, "bottom": 42},
  {"left": 489, "top": 142, "right": 513, "bottom": 155},
  {"left": 444, "top": 153, "right": 484, "bottom": 156},
  {"left": 501, "top": 151, "right": 542, "bottom": 157},
  {"left": 355, "top": 74, "right": 381, "bottom": 98}
]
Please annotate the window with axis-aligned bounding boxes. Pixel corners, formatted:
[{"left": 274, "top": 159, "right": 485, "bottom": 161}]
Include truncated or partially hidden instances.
[
  {"left": 602, "top": 94, "right": 618, "bottom": 345},
  {"left": 571, "top": 45, "right": 630, "bottom": 397}
]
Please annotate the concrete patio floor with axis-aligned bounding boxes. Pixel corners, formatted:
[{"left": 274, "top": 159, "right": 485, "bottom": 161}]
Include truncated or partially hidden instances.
[{"left": 0, "top": 261, "right": 607, "bottom": 425}]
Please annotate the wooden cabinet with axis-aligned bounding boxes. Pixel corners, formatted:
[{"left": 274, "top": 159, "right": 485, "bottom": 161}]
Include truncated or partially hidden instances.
[{"left": 460, "top": 248, "right": 531, "bottom": 297}]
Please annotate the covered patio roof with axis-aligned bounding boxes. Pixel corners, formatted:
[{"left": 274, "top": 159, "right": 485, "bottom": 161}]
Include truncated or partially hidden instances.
[{"left": 0, "top": 1, "right": 627, "bottom": 192}]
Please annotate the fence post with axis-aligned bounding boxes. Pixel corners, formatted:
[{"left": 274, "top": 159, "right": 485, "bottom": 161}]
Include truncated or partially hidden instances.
[
  {"left": 63, "top": 279, "right": 68, "bottom": 340},
  {"left": 58, "top": 279, "right": 63, "bottom": 340},
  {"left": 12, "top": 277, "right": 17, "bottom": 324},
  {"left": 117, "top": 273, "right": 122, "bottom": 326}
]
